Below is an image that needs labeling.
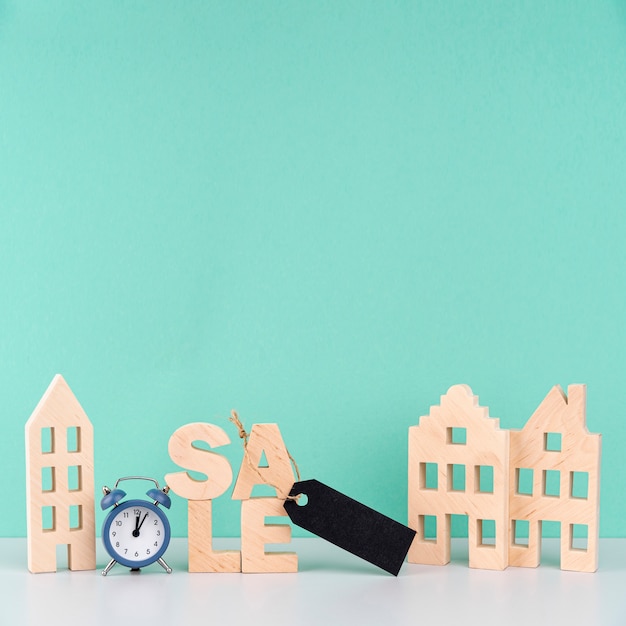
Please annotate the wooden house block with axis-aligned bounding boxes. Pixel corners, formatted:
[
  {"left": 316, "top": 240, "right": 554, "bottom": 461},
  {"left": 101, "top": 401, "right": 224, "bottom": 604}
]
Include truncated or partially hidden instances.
[
  {"left": 241, "top": 497, "right": 298, "bottom": 573},
  {"left": 231, "top": 423, "right": 295, "bottom": 500},
  {"left": 408, "top": 385, "right": 510, "bottom": 570},
  {"left": 25, "top": 375, "right": 96, "bottom": 573},
  {"left": 188, "top": 500, "right": 241, "bottom": 572},
  {"left": 509, "top": 384, "right": 601, "bottom": 572}
]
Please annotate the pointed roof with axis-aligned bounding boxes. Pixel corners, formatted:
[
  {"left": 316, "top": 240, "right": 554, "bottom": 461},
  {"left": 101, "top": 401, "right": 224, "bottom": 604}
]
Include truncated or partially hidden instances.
[
  {"left": 522, "top": 384, "right": 588, "bottom": 434},
  {"left": 417, "top": 384, "right": 504, "bottom": 434},
  {"left": 25, "top": 374, "right": 92, "bottom": 430}
]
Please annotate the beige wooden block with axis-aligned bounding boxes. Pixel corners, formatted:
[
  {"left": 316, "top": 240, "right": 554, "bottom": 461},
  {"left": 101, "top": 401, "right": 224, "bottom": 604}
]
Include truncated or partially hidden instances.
[
  {"left": 25, "top": 375, "right": 96, "bottom": 573},
  {"left": 408, "top": 384, "right": 510, "bottom": 571},
  {"left": 509, "top": 384, "right": 601, "bottom": 573},
  {"left": 188, "top": 500, "right": 241, "bottom": 573},
  {"left": 165, "top": 422, "right": 233, "bottom": 500},
  {"left": 232, "top": 423, "right": 295, "bottom": 500},
  {"left": 241, "top": 497, "right": 298, "bottom": 573}
]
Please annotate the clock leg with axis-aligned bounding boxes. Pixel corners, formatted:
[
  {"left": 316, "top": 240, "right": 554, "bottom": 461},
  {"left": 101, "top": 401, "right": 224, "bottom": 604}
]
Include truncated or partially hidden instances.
[
  {"left": 102, "top": 559, "right": 117, "bottom": 576},
  {"left": 157, "top": 558, "right": 172, "bottom": 574}
]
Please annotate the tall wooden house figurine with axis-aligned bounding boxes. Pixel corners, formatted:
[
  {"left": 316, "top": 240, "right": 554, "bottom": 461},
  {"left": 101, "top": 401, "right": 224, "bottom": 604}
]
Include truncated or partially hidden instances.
[
  {"left": 25, "top": 375, "right": 96, "bottom": 573},
  {"left": 509, "top": 384, "right": 601, "bottom": 573},
  {"left": 408, "top": 385, "right": 510, "bottom": 570},
  {"left": 408, "top": 384, "right": 601, "bottom": 572}
]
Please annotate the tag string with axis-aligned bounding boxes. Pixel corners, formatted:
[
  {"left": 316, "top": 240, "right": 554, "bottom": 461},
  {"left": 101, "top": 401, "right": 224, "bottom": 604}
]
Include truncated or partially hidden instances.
[{"left": 229, "top": 410, "right": 301, "bottom": 502}]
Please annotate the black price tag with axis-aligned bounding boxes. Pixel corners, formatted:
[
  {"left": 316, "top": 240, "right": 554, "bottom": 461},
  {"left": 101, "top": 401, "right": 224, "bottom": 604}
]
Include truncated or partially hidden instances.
[{"left": 284, "top": 479, "right": 416, "bottom": 576}]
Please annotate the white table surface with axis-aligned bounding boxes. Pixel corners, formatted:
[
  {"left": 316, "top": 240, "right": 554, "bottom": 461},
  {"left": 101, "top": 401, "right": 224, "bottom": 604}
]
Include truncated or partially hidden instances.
[{"left": 1, "top": 538, "right": 624, "bottom": 626}]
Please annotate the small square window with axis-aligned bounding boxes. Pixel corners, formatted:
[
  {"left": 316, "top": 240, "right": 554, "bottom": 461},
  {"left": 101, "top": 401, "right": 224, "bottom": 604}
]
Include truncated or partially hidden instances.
[
  {"left": 69, "top": 505, "right": 83, "bottom": 530},
  {"left": 419, "top": 462, "right": 438, "bottom": 490},
  {"left": 447, "top": 427, "right": 467, "bottom": 445},
  {"left": 42, "top": 506, "right": 56, "bottom": 532},
  {"left": 544, "top": 469, "right": 560, "bottom": 497},
  {"left": 41, "top": 467, "right": 55, "bottom": 493},
  {"left": 419, "top": 515, "right": 437, "bottom": 542},
  {"left": 571, "top": 524, "right": 588, "bottom": 551},
  {"left": 41, "top": 427, "right": 55, "bottom": 454},
  {"left": 516, "top": 468, "right": 533, "bottom": 496},
  {"left": 512, "top": 519, "right": 529, "bottom": 546},
  {"left": 544, "top": 432, "right": 562, "bottom": 452},
  {"left": 68, "top": 466, "right": 82, "bottom": 492},
  {"left": 447, "top": 464, "right": 466, "bottom": 492},
  {"left": 66, "top": 427, "right": 81, "bottom": 453},
  {"left": 570, "top": 471, "right": 589, "bottom": 499},
  {"left": 478, "top": 519, "right": 496, "bottom": 546},
  {"left": 475, "top": 465, "right": 494, "bottom": 493}
]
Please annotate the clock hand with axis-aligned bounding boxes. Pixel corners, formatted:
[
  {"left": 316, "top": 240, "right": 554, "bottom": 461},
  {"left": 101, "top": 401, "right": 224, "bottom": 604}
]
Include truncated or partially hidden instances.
[
  {"left": 132, "top": 513, "right": 141, "bottom": 537},
  {"left": 137, "top": 513, "right": 149, "bottom": 532}
]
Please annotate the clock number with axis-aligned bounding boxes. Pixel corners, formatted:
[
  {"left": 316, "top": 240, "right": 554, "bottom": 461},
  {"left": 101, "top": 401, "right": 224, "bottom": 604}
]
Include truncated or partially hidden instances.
[
  {"left": 134, "top": 509, "right": 141, "bottom": 515},
  {"left": 135, "top": 552, "right": 139, "bottom": 557},
  {"left": 154, "top": 542, "right": 158, "bottom": 547},
  {"left": 115, "top": 542, "right": 119, "bottom": 547},
  {"left": 146, "top": 549, "right": 151, "bottom": 555},
  {"left": 123, "top": 512, "right": 129, "bottom": 518},
  {"left": 115, "top": 521, "right": 122, "bottom": 526},
  {"left": 156, "top": 530, "right": 160, "bottom": 536},
  {"left": 112, "top": 531, "right": 116, "bottom": 537},
  {"left": 154, "top": 519, "right": 158, "bottom": 525},
  {"left": 124, "top": 549, "right": 128, "bottom": 554}
]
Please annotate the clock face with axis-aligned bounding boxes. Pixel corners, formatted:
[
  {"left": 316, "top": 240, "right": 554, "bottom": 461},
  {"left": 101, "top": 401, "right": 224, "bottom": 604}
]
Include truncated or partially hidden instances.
[{"left": 103, "top": 500, "right": 170, "bottom": 568}]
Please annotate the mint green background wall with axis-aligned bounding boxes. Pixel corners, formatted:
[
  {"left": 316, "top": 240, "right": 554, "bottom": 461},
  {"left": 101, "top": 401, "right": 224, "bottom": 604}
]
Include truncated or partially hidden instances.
[{"left": 1, "top": 2, "right": 625, "bottom": 540}]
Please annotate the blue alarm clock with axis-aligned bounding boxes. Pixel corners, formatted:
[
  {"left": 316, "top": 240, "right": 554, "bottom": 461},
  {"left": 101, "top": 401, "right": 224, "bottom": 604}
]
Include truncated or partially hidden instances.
[{"left": 101, "top": 476, "right": 172, "bottom": 576}]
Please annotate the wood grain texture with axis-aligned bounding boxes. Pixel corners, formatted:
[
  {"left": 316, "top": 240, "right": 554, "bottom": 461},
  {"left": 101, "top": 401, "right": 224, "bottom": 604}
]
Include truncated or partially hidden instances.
[
  {"left": 165, "top": 422, "right": 233, "bottom": 500},
  {"left": 25, "top": 375, "right": 96, "bottom": 573},
  {"left": 509, "top": 384, "right": 601, "bottom": 572},
  {"left": 188, "top": 500, "right": 241, "bottom": 572},
  {"left": 409, "top": 384, "right": 601, "bottom": 573},
  {"left": 165, "top": 423, "right": 239, "bottom": 571},
  {"left": 408, "top": 385, "right": 510, "bottom": 570},
  {"left": 231, "top": 423, "right": 295, "bottom": 500},
  {"left": 241, "top": 497, "right": 298, "bottom": 573}
]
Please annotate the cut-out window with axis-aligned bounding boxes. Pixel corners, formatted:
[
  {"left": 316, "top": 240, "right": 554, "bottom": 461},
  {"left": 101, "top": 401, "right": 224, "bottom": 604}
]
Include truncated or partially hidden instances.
[
  {"left": 570, "top": 524, "right": 588, "bottom": 551},
  {"left": 68, "top": 465, "right": 82, "bottom": 492},
  {"left": 419, "top": 515, "right": 437, "bottom": 542},
  {"left": 419, "top": 462, "right": 438, "bottom": 490},
  {"left": 544, "top": 469, "right": 560, "bottom": 497},
  {"left": 447, "top": 427, "right": 467, "bottom": 445},
  {"left": 42, "top": 506, "right": 56, "bottom": 531},
  {"left": 516, "top": 468, "right": 533, "bottom": 496},
  {"left": 66, "top": 427, "right": 81, "bottom": 453},
  {"left": 41, "top": 467, "right": 55, "bottom": 493},
  {"left": 447, "top": 464, "right": 466, "bottom": 492},
  {"left": 41, "top": 427, "right": 55, "bottom": 454},
  {"left": 570, "top": 471, "right": 589, "bottom": 499},
  {"left": 475, "top": 465, "right": 494, "bottom": 493},
  {"left": 544, "top": 432, "right": 562, "bottom": 452},
  {"left": 478, "top": 519, "right": 496, "bottom": 546},
  {"left": 512, "top": 519, "right": 529, "bottom": 546},
  {"left": 69, "top": 505, "right": 83, "bottom": 530}
]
